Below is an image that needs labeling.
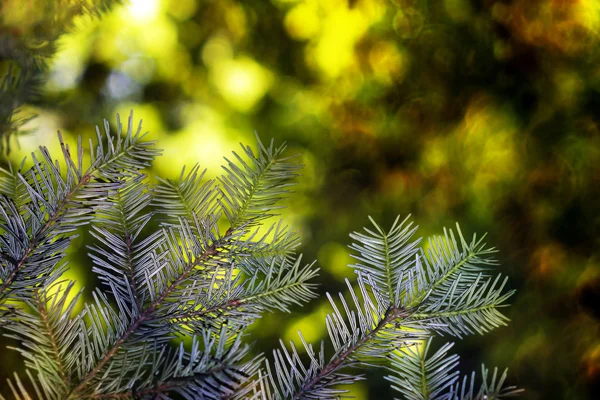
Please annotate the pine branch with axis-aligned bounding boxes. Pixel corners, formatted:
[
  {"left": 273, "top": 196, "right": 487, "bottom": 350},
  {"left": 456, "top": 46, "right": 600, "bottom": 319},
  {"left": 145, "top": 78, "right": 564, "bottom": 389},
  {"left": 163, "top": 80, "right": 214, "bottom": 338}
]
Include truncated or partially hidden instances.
[
  {"left": 408, "top": 273, "right": 515, "bottom": 338},
  {"left": 164, "top": 255, "right": 319, "bottom": 334},
  {"left": 0, "top": 112, "right": 159, "bottom": 305},
  {"left": 0, "top": 125, "right": 520, "bottom": 400},
  {"left": 4, "top": 281, "right": 83, "bottom": 399},
  {"left": 258, "top": 217, "right": 517, "bottom": 399},
  {"left": 65, "top": 238, "right": 226, "bottom": 399},
  {"left": 231, "top": 221, "right": 301, "bottom": 275},
  {"left": 404, "top": 225, "right": 498, "bottom": 309},
  {"left": 50, "top": 136, "right": 312, "bottom": 399},
  {"left": 153, "top": 164, "right": 219, "bottom": 228},
  {"left": 349, "top": 215, "right": 421, "bottom": 305},
  {"left": 386, "top": 337, "right": 523, "bottom": 400},
  {"left": 0, "top": 160, "right": 29, "bottom": 214},
  {"left": 262, "top": 275, "right": 418, "bottom": 399},
  {"left": 218, "top": 134, "right": 301, "bottom": 230},
  {"left": 88, "top": 176, "right": 154, "bottom": 312},
  {"left": 385, "top": 338, "right": 460, "bottom": 400},
  {"left": 448, "top": 367, "right": 523, "bottom": 400}
]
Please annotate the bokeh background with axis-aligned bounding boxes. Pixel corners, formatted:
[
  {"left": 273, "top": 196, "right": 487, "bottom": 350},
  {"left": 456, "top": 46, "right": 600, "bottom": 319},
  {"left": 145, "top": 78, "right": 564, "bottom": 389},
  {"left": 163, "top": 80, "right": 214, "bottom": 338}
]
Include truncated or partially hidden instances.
[{"left": 1, "top": 0, "right": 600, "bottom": 399}]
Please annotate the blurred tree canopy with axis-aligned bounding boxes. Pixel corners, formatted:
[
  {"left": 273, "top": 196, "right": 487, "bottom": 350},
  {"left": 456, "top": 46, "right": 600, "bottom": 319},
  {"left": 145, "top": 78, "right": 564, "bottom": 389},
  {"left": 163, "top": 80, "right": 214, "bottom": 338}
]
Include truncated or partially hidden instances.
[{"left": 1, "top": 0, "right": 599, "bottom": 399}]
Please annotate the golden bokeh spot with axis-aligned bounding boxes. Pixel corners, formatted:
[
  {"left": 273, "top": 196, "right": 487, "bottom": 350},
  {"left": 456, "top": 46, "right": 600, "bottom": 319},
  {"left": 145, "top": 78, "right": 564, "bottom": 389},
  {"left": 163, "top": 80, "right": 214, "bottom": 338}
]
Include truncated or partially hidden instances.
[
  {"left": 284, "top": 301, "right": 329, "bottom": 348},
  {"left": 334, "top": 381, "right": 367, "bottom": 400},
  {"left": 317, "top": 242, "right": 353, "bottom": 279},
  {"left": 202, "top": 34, "right": 234, "bottom": 67},
  {"left": 368, "top": 41, "right": 409, "bottom": 84},
  {"left": 499, "top": 0, "right": 600, "bottom": 55},
  {"left": 151, "top": 104, "right": 242, "bottom": 179},
  {"left": 310, "top": 6, "right": 369, "bottom": 78},
  {"left": 212, "top": 57, "right": 273, "bottom": 112},
  {"left": 532, "top": 242, "right": 566, "bottom": 277},
  {"left": 224, "top": 3, "right": 248, "bottom": 40},
  {"left": 552, "top": 69, "right": 584, "bottom": 110},
  {"left": 285, "top": 3, "right": 321, "bottom": 40},
  {"left": 460, "top": 95, "right": 519, "bottom": 216},
  {"left": 125, "top": 0, "right": 162, "bottom": 22},
  {"left": 46, "top": 21, "right": 98, "bottom": 92},
  {"left": 113, "top": 103, "right": 164, "bottom": 141}
]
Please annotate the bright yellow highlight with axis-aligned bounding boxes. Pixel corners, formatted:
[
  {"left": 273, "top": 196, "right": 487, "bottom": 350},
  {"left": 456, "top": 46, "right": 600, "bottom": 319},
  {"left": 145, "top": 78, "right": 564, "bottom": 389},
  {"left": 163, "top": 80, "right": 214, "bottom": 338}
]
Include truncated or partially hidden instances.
[
  {"left": 573, "top": 0, "right": 600, "bottom": 32},
  {"left": 284, "top": 301, "right": 330, "bottom": 349},
  {"left": 285, "top": 3, "right": 321, "bottom": 40},
  {"left": 318, "top": 242, "right": 353, "bottom": 279},
  {"left": 126, "top": 0, "right": 161, "bottom": 22},
  {"left": 150, "top": 105, "right": 242, "bottom": 179},
  {"left": 113, "top": 103, "right": 164, "bottom": 141},
  {"left": 459, "top": 96, "right": 519, "bottom": 220},
  {"left": 336, "top": 381, "right": 367, "bottom": 400},
  {"left": 552, "top": 69, "right": 584, "bottom": 110},
  {"left": 212, "top": 57, "right": 273, "bottom": 112},
  {"left": 9, "top": 111, "right": 80, "bottom": 167},
  {"left": 312, "top": 7, "right": 368, "bottom": 78}
]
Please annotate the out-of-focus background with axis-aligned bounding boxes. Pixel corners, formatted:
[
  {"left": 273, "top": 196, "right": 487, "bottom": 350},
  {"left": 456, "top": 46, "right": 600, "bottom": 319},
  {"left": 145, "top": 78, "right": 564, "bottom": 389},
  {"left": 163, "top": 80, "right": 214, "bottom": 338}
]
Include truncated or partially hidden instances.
[{"left": 1, "top": 0, "right": 599, "bottom": 398}]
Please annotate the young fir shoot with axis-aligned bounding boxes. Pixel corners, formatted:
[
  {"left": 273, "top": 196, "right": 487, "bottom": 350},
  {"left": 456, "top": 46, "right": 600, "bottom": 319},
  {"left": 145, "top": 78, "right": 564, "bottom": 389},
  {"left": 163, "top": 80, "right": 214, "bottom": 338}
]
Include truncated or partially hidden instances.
[{"left": 0, "top": 113, "right": 520, "bottom": 399}]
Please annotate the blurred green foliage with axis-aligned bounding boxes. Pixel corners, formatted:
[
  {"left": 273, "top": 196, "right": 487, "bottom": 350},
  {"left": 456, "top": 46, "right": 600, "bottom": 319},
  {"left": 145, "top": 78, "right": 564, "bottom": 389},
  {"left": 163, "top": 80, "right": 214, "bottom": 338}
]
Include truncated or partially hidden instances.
[{"left": 1, "top": 0, "right": 599, "bottom": 399}]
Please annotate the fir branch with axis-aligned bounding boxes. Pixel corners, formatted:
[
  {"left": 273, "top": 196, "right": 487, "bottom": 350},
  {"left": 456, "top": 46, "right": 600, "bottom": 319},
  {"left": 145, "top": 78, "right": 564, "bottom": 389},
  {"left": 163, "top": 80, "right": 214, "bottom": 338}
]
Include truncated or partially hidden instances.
[
  {"left": 57, "top": 136, "right": 313, "bottom": 399},
  {"left": 408, "top": 273, "right": 515, "bottom": 338},
  {"left": 65, "top": 239, "right": 226, "bottom": 398},
  {"left": 258, "top": 216, "right": 517, "bottom": 399},
  {"left": 164, "top": 255, "right": 319, "bottom": 334},
  {"left": 385, "top": 338, "right": 460, "bottom": 400},
  {"left": 386, "top": 337, "right": 523, "bottom": 400},
  {"left": 0, "top": 112, "right": 159, "bottom": 305},
  {"left": 349, "top": 215, "right": 421, "bottom": 305},
  {"left": 218, "top": 134, "right": 301, "bottom": 229},
  {"left": 0, "top": 127, "right": 520, "bottom": 400},
  {"left": 262, "top": 275, "right": 418, "bottom": 399},
  {"left": 0, "top": 0, "right": 123, "bottom": 152},
  {"left": 4, "top": 281, "right": 83, "bottom": 398},
  {"left": 404, "top": 225, "right": 498, "bottom": 309},
  {"left": 153, "top": 164, "right": 219, "bottom": 229}
]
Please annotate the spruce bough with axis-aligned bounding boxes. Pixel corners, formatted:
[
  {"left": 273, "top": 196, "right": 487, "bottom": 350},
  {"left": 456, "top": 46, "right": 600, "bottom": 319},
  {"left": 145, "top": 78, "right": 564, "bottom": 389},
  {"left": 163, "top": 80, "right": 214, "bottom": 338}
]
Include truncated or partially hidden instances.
[{"left": 0, "top": 113, "right": 522, "bottom": 399}]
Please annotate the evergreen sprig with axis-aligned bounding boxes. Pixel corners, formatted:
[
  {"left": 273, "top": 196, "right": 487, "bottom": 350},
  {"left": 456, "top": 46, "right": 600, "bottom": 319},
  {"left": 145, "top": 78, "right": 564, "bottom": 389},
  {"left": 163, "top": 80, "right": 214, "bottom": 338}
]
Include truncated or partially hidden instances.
[
  {"left": 0, "top": 114, "right": 520, "bottom": 399},
  {"left": 386, "top": 338, "right": 523, "bottom": 400},
  {"left": 253, "top": 217, "right": 520, "bottom": 399}
]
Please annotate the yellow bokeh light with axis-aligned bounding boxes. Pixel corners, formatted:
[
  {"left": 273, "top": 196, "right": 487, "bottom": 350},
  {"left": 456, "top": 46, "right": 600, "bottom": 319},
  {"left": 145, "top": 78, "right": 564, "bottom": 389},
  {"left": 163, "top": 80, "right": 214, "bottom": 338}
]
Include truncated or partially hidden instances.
[
  {"left": 368, "top": 41, "right": 409, "bottom": 84},
  {"left": 312, "top": 8, "right": 368, "bottom": 78},
  {"left": 126, "top": 0, "right": 162, "bottom": 22},
  {"left": 576, "top": 0, "right": 600, "bottom": 31},
  {"left": 202, "top": 34, "right": 234, "bottom": 67},
  {"left": 285, "top": 3, "right": 321, "bottom": 40},
  {"left": 149, "top": 105, "right": 245, "bottom": 179},
  {"left": 318, "top": 242, "right": 353, "bottom": 279},
  {"left": 284, "top": 301, "right": 329, "bottom": 348},
  {"left": 444, "top": 0, "right": 473, "bottom": 23},
  {"left": 112, "top": 103, "right": 164, "bottom": 142},
  {"left": 9, "top": 111, "right": 78, "bottom": 167},
  {"left": 212, "top": 57, "right": 273, "bottom": 112}
]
